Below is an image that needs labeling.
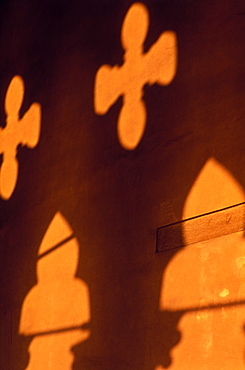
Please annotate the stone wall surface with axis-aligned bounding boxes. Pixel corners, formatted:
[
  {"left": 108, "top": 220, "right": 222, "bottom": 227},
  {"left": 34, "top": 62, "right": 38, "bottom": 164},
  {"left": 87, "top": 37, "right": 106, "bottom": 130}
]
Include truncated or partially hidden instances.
[{"left": 0, "top": 1, "right": 244, "bottom": 369}]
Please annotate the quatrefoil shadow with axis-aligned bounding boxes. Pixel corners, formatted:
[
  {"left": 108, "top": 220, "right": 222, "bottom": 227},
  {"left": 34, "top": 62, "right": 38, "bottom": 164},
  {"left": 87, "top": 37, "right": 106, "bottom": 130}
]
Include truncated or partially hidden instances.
[
  {"left": 94, "top": 2, "right": 177, "bottom": 150},
  {"left": 0, "top": 75, "right": 41, "bottom": 200}
]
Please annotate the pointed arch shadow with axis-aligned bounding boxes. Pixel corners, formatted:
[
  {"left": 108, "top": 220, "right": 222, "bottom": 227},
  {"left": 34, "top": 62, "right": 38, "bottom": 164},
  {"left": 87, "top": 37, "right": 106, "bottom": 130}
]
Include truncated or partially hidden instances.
[
  {"left": 156, "top": 158, "right": 245, "bottom": 369},
  {"left": 18, "top": 212, "right": 91, "bottom": 369}
]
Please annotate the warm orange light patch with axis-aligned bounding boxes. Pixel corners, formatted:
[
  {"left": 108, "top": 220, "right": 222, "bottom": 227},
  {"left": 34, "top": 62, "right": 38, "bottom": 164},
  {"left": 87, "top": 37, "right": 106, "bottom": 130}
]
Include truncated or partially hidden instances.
[
  {"left": 158, "top": 158, "right": 245, "bottom": 369},
  {"left": 0, "top": 75, "right": 41, "bottom": 199},
  {"left": 24, "top": 330, "right": 86, "bottom": 370},
  {"left": 94, "top": 2, "right": 177, "bottom": 150},
  {"left": 19, "top": 212, "right": 90, "bottom": 369},
  {"left": 183, "top": 157, "right": 245, "bottom": 220}
]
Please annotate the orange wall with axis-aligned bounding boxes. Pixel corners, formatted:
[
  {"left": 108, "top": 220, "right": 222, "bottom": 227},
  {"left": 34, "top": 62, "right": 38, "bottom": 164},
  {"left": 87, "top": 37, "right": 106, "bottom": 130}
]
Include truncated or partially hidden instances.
[{"left": 0, "top": 1, "right": 244, "bottom": 369}]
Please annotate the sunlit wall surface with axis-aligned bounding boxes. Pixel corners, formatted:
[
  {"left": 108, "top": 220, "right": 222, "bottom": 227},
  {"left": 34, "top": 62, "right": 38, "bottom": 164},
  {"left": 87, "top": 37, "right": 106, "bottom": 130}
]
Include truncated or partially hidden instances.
[
  {"left": 0, "top": 1, "right": 244, "bottom": 369},
  {"left": 19, "top": 212, "right": 90, "bottom": 369},
  {"left": 159, "top": 159, "right": 245, "bottom": 370},
  {"left": 94, "top": 3, "right": 177, "bottom": 150},
  {"left": 0, "top": 75, "right": 40, "bottom": 199}
]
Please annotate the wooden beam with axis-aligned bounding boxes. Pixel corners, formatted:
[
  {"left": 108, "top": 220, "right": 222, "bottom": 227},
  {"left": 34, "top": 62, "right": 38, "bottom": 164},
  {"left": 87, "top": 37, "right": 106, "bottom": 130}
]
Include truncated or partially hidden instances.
[{"left": 156, "top": 202, "right": 245, "bottom": 252}]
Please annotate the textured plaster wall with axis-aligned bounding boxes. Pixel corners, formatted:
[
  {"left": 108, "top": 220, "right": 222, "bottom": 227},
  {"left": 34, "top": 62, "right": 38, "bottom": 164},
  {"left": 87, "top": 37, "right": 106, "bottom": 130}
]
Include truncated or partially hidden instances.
[{"left": 0, "top": 0, "right": 244, "bottom": 369}]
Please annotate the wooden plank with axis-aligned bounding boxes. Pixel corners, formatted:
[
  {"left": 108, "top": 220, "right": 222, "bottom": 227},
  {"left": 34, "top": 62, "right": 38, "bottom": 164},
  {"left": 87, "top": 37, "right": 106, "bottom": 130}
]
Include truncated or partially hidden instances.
[{"left": 156, "top": 202, "right": 245, "bottom": 252}]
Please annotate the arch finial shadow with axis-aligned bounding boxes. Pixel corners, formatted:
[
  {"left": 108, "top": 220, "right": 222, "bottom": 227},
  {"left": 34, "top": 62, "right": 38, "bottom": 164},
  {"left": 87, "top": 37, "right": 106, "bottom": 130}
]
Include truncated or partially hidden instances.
[
  {"left": 158, "top": 157, "right": 245, "bottom": 369},
  {"left": 19, "top": 212, "right": 91, "bottom": 369}
]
